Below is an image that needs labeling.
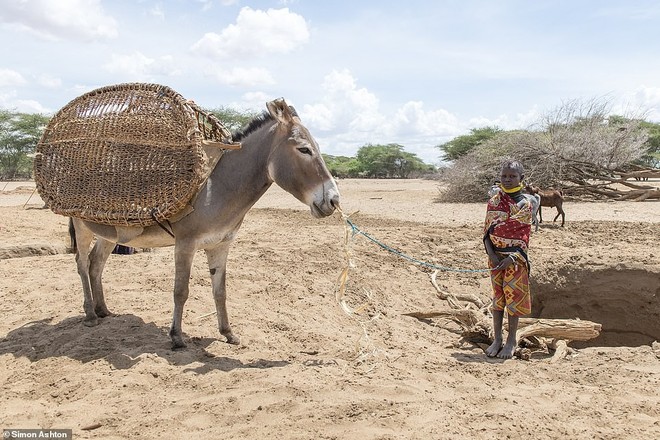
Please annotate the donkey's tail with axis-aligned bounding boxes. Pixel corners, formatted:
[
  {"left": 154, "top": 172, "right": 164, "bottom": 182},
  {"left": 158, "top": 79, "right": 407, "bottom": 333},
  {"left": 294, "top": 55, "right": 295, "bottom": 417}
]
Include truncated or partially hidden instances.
[{"left": 68, "top": 218, "right": 77, "bottom": 253}]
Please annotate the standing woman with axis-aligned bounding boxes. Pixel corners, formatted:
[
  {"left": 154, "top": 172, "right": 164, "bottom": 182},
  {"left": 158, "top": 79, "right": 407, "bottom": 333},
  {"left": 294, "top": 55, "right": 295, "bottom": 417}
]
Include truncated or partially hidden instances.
[{"left": 483, "top": 160, "right": 534, "bottom": 359}]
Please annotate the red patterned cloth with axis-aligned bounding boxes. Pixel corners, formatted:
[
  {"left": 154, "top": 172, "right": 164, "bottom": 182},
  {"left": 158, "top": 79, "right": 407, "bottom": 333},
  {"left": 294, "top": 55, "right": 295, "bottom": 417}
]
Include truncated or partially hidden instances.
[
  {"left": 483, "top": 189, "right": 532, "bottom": 263},
  {"left": 484, "top": 189, "right": 533, "bottom": 316}
]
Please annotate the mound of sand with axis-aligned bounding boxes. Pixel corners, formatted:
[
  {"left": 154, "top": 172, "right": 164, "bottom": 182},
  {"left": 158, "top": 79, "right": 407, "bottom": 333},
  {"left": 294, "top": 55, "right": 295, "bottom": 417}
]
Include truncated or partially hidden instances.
[{"left": 1, "top": 179, "right": 658, "bottom": 439}]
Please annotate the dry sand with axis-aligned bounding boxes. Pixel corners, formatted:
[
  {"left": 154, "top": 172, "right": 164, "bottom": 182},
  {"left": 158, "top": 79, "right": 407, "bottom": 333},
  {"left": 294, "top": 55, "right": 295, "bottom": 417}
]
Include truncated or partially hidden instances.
[{"left": 1, "top": 179, "right": 659, "bottom": 439}]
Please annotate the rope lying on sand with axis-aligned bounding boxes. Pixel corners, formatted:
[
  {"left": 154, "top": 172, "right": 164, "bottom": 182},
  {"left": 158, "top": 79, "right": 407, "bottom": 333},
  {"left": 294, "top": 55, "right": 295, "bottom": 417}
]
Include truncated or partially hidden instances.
[{"left": 339, "top": 211, "right": 492, "bottom": 274}]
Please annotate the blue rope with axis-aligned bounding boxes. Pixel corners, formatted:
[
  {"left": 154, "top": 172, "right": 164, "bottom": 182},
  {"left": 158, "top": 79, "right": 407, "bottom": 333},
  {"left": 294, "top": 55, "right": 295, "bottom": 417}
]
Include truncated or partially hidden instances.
[{"left": 345, "top": 219, "right": 492, "bottom": 273}]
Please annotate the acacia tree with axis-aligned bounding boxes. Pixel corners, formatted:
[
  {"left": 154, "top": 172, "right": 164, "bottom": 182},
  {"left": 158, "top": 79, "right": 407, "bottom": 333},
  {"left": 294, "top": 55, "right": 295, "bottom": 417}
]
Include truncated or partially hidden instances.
[
  {"left": 436, "top": 126, "right": 502, "bottom": 161},
  {"left": 323, "top": 154, "right": 361, "bottom": 177},
  {"left": 0, "top": 110, "right": 50, "bottom": 179},
  {"left": 639, "top": 120, "right": 660, "bottom": 167},
  {"left": 438, "top": 98, "right": 650, "bottom": 202},
  {"left": 610, "top": 115, "right": 660, "bottom": 168},
  {"left": 356, "top": 143, "right": 431, "bottom": 178},
  {"left": 208, "top": 106, "right": 260, "bottom": 132}
]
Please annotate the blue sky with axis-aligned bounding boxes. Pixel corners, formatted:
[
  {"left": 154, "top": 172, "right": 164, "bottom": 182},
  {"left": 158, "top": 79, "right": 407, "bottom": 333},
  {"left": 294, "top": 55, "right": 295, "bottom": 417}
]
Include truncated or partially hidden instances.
[{"left": 1, "top": 0, "right": 659, "bottom": 164}]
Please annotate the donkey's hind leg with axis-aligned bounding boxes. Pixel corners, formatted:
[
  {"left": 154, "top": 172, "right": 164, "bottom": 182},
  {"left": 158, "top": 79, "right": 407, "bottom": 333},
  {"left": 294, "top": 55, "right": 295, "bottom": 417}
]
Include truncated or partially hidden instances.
[
  {"left": 206, "top": 242, "right": 240, "bottom": 345},
  {"left": 71, "top": 219, "right": 115, "bottom": 326},
  {"left": 88, "top": 237, "right": 116, "bottom": 317},
  {"left": 71, "top": 219, "right": 99, "bottom": 326}
]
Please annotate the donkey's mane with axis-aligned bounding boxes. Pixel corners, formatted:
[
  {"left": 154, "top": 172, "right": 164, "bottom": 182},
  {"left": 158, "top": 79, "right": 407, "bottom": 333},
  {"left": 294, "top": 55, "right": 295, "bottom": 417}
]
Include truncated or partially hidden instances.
[
  {"left": 231, "top": 105, "right": 299, "bottom": 142},
  {"left": 232, "top": 111, "right": 273, "bottom": 142}
]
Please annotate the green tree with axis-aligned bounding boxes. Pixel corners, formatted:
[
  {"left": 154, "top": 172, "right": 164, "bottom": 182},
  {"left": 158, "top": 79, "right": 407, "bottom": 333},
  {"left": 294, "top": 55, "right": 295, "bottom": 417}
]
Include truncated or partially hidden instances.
[
  {"left": 0, "top": 110, "right": 50, "bottom": 179},
  {"left": 438, "top": 98, "right": 651, "bottom": 202},
  {"left": 322, "top": 154, "right": 361, "bottom": 178},
  {"left": 355, "top": 143, "right": 431, "bottom": 178},
  {"left": 608, "top": 115, "right": 659, "bottom": 168},
  {"left": 208, "top": 106, "right": 260, "bottom": 132},
  {"left": 638, "top": 120, "right": 660, "bottom": 168},
  {"left": 436, "top": 126, "right": 502, "bottom": 161}
]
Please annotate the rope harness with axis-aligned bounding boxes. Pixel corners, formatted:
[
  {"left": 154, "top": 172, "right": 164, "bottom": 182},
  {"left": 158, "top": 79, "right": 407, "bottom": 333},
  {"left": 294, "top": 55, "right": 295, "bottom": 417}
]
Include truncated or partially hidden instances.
[{"left": 343, "top": 218, "right": 492, "bottom": 274}]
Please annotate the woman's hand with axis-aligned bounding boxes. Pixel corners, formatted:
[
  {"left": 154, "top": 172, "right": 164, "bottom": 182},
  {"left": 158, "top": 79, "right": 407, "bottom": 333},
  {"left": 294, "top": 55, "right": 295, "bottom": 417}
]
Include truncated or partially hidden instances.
[{"left": 494, "top": 254, "right": 516, "bottom": 271}]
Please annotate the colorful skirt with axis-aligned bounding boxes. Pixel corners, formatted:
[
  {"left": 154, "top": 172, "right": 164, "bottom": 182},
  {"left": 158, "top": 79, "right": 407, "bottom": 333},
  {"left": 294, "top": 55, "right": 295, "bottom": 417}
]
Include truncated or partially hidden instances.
[{"left": 489, "top": 256, "right": 531, "bottom": 316}]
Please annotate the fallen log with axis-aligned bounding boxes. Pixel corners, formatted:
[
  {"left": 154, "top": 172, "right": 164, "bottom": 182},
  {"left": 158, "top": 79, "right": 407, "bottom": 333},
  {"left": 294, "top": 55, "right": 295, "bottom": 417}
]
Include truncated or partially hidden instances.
[
  {"left": 420, "top": 272, "right": 603, "bottom": 361},
  {"left": 618, "top": 170, "right": 660, "bottom": 180},
  {"left": 548, "top": 340, "right": 571, "bottom": 364},
  {"left": 514, "top": 318, "right": 602, "bottom": 342},
  {"left": 405, "top": 310, "right": 601, "bottom": 344},
  {"left": 402, "top": 309, "right": 485, "bottom": 329},
  {"left": 430, "top": 270, "right": 487, "bottom": 309}
]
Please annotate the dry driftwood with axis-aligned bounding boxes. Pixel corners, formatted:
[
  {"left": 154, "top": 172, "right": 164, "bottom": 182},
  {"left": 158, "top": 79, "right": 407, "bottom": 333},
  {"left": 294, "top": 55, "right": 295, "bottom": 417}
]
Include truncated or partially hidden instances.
[
  {"left": 618, "top": 169, "right": 660, "bottom": 180},
  {"left": 548, "top": 339, "right": 570, "bottom": 364},
  {"left": 619, "top": 188, "right": 660, "bottom": 201},
  {"left": 564, "top": 165, "right": 660, "bottom": 201},
  {"left": 515, "top": 318, "right": 602, "bottom": 341},
  {"left": 405, "top": 270, "right": 603, "bottom": 361}
]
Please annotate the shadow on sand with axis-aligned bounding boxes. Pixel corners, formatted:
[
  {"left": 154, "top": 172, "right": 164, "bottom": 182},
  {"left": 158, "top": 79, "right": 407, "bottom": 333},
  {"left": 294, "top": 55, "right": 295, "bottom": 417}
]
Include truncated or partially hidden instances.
[{"left": 0, "top": 314, "right": 289, "bottom": 373}]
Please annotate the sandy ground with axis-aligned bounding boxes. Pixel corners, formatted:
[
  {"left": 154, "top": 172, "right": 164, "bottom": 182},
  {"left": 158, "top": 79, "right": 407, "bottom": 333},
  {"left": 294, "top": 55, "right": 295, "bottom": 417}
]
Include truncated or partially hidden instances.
[{"left": 1, "top": 179, "right": 659, "bottom": 439}]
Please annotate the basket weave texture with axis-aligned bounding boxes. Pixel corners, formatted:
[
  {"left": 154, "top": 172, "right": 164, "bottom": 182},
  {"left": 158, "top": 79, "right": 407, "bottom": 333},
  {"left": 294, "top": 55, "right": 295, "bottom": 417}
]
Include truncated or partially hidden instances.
[{"left": 34, "top": 83, "right": 235, "bottom": 226}]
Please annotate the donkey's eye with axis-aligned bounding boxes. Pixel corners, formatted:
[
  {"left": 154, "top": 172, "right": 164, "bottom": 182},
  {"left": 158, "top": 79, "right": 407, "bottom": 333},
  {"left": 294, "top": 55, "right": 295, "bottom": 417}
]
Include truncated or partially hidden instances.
[{"left": 297, "top": 147, "right": 312, "bottom": 155}]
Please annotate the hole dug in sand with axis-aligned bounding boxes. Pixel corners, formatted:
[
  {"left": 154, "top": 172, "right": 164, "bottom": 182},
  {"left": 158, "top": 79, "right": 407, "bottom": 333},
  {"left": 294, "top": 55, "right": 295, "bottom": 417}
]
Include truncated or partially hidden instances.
[{"left": 533, "top": 266, "right": 660, "bottom": 348}]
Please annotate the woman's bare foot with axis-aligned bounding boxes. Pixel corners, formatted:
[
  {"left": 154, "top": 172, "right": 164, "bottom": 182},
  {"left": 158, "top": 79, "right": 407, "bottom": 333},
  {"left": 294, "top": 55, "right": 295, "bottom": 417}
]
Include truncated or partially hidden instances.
[
  {"left": 497, "top": 341, "right": 516, "bottom": 359},
  {"left": 485, "top": 339, "right": 503, "bottom": 357}
]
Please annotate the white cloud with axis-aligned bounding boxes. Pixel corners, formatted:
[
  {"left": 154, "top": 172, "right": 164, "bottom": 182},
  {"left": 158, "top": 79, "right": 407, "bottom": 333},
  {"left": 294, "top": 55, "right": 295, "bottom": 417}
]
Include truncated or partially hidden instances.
[
  {"left": 465, "top": 106, "right": 541, "bottom": 132},
  {"left": 102, "top": 52, "right": 182, "bottom": 79},
  {"left": 391, "top": 102, "right": 459, "bottom": 137},
  {"left": 149, "top": 4, "right": 165, "bottom": 20},
  {"left": 299, "top": 68, "right": 550, "bottom": 163},
  {"left": 303, "top": 69, "right": 461, "bottom": 140},
  {"left": 191, "top": 7, "right": 309, "bottom": 58},
  {"left": 625, "top": 86, "right": 660, "bottom": 121},
  {"left": 237, "top": 91, "right": 274, "bottom": 110},
  {"left": 0, "top": 0, "right": 118, "bottom": 41},
  {"left": 301, "top": 103, "right": 335, "bottom": 131},
  {"left": 14, "top": 99, "right": 51, "bottom": 114},
  {"left": 69, "top": 84, "right": 98, "bottom": 97},
  {"left": 36, "top": 74, "right": 62, "bottom": 89},
  {"left": 302, "top": 69, "right": 384, "bottom": 133},
  {"left": 209, "top": 91, "right": 274, "bottom": 115},
  {"left": 301, "top": 69, "right": 468, "bottom": 163},
  {"left": 0, "top": 68, "right": 27, "bottom": 87},
  {"left": 0, "top": 91, "right": 50, "bottom": 113},
  {"left": 205, "top": 66, "right": 275, "bottom": 87}
]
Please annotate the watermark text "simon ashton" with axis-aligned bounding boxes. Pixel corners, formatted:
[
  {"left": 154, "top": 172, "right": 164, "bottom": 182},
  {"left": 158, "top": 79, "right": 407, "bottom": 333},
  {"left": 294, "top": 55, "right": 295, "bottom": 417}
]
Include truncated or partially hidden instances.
[{"left": 3, "top": 429, "right": 72, "bottom": 439}]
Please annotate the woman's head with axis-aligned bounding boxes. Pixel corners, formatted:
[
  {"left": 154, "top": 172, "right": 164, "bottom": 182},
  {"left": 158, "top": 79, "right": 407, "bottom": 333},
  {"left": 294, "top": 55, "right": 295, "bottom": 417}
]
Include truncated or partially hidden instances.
[{"left": 499, "top": 160, "right": 524, "bottom": 190}]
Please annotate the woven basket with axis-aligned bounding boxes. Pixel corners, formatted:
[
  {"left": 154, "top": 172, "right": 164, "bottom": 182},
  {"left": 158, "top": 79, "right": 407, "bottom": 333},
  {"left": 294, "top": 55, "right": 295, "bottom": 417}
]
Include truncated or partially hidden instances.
[{"left": 34, "top": 83, "right": 239, "bottom": 226}]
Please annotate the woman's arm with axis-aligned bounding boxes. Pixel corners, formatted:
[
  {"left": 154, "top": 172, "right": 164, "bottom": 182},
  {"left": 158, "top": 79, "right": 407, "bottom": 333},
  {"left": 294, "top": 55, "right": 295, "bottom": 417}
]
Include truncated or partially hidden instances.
[{"left": 483, "top": 236, "right": 500, "bottom": 266}]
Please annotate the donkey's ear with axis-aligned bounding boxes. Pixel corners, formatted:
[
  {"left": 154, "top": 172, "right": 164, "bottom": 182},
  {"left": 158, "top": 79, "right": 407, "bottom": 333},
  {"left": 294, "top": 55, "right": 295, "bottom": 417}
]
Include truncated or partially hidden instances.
[{"left": 266, "top": 98, "right": 294, "bottom": 124}]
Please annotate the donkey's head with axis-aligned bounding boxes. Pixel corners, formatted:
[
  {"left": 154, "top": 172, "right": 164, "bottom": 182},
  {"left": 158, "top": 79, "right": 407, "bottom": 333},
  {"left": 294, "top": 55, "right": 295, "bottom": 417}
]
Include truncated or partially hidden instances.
[{"left": 265, "top": 99, "right": 339, "bottom": 218}]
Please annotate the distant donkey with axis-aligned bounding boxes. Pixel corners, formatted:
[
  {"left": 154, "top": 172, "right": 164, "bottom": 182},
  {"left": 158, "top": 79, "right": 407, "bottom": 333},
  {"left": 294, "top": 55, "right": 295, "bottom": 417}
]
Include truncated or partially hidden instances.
[{"left": 525, "top": 185, "right": 565, "bottom": 227}]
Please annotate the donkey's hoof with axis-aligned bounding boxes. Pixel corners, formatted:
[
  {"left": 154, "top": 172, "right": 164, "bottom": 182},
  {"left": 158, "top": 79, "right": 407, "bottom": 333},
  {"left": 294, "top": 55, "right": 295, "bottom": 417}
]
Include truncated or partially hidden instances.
[
  {"left": 225, "top": 334, "right": 241, "bottom": 345},
  {"left": 95, "top": 308, "right": 112, "bottom": 318},
  {"left": 171, "top": 337, "right": 187, "bottom": 350},
  {"left": 83, "top": 317, "right": 99, "bottom": 327}
]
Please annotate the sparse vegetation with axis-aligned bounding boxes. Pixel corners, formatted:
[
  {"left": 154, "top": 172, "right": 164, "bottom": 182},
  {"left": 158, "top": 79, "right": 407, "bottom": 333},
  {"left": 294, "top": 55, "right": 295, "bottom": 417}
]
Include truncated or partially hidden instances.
[{"left": 436, "top": 98, "right": 659, "bottom": 202}]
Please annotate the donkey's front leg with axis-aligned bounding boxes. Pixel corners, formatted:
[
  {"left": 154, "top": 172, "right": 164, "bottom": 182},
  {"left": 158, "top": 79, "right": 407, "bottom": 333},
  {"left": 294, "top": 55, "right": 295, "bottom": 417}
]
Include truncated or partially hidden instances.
[
  {"left": 206, "top": 242, "right": 239, "bottom": 345},
  {"left": 169, "top": 244, "right": 196, "bottom": 349}
]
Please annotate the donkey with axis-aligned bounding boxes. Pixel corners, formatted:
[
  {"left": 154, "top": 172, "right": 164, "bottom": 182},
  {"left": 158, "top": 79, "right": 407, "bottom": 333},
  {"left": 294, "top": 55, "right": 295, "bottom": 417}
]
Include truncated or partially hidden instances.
[
  {"left": 69, "top": 99, "right": 340, "bottom": 348},
  {"left": 525, "top": 185, "right": 565, "bottom": 227},
  {"left": 522, "top": 193, "right": 541, "bottom": 232}
]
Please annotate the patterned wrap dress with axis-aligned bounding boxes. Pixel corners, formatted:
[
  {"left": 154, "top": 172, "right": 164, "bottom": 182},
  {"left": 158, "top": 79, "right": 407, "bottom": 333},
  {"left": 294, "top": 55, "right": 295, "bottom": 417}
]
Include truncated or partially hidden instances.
[{"left": 484, "top": 188, "right": 533, "bottom": 316}]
